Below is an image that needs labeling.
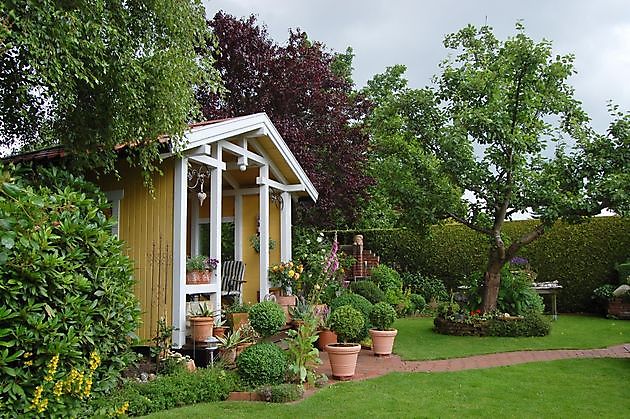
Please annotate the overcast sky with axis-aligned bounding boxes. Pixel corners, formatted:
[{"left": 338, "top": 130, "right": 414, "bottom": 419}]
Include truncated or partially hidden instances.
[{"left": 204, "top": 0, "right": 630, "bottom": 133}]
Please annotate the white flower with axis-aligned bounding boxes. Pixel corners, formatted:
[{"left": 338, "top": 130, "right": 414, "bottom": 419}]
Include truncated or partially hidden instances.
[
  {"left": 316, "top": 236, "right": 323, "bottom": 243},
  {"left": 306, "top": 239, "right": 311, "bottom": 245}
]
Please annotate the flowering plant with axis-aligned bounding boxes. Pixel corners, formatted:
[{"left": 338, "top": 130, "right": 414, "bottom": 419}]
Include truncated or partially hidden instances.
[
  {"left": 186, "top": 255, "right": 219, "bottom": 272},
  {"left": 269, "top": 260, "right": 304, "bottom": 295}
]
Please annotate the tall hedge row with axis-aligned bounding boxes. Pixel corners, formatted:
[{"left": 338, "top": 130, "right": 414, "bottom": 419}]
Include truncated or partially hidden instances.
[{"left": 358, "top": 217, "right": 630, "bottom": 312}]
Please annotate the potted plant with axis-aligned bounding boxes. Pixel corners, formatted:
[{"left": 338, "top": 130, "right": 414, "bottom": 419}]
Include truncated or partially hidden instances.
[
  {"left": 325, "top": 305, "right": 364, "bottom": 380},
  {"left": 268, "top": 261, "right": 302, "bottom": 315},
  {"left": 216, "top": 328, "right": 247, "bottom": 365},
  {"left": 288, "top": 297, "right": 313, "bottom": 328},
  {"left": 189, "top": 303, "right": 217, "bottom": 342},
  {"left": 225, "top": 301, "right": 251, "bottom": 331},
  {"left": 315, "top": 305, "right": 337, "bottom": 351},
  {"left": 369, "top": 302, "right": 398, "bottom": 356},
  {"left": 186, "top": 255, "right": 219, "bottom": 285}
]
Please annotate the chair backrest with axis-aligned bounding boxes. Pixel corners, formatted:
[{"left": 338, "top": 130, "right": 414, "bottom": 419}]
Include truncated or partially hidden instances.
[{"left": 221, "top": 261, "right": 246, "bottom": 293}]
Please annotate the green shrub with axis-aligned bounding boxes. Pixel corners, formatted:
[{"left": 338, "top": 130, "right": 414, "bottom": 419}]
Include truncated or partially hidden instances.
[
  {"left": 402, "top": 273, "right": 449, "bottom": 303},
  {"left": 257, "top": 383, "right": 304, "bottom": 403},
  {"left": 410, "top": 293, "right": 427, "bottom": 313},
  {"left": 327, "top": 305, "right": 365, "bottom": 343},
  {"left": 248, "top": 301, "right": 286, "bottom": 337},
  {"left": 330, "top": 293, "right": 373, "bottom": 339},
  {"left": 370, "top": 264, "right": 403, "bottom": 292},
  {"left": 370, "top": 302, "right": 397, "bottom": 330},
  {"left": 487, "top": 313, "right": 551, "bottom": 337},
  {"left": 616, "top": 261, "right": 630, "bottom": 284},
  {"left": 86, "top": 367, "right": 238, "bottom": 417},
  {"left": 0, "top": 165, "right": 140, "bottom": 417},
  {"left": 385, "top": 287, "right": 414, "bottom": 316},
  {"left": 350, "top": 280, "right": 385, "bottom": 303},
  {"left": 236, "top": 343, "right": 288, "bottom": 386}
]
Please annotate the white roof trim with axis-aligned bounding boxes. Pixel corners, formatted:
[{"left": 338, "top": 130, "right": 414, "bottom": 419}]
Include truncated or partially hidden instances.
[{"left": 178, "top": 113, "right": 318, "bottom": 201}]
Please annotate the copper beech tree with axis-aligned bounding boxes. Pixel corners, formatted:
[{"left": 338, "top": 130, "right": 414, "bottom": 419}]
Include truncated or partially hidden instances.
[
  {"left": 197, "top": 12, "right": 373, "bottom": 227},
  {"left": 364, "top": 24, "right": 629, "bottom": 312}
]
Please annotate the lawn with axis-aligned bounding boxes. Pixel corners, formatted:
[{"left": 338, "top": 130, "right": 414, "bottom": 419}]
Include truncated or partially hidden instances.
[
  {"left": 145, "top": 358, "right": 630, "bottom": 418},
  {"left": 394, "top": 315, "right": 630, "bottom": 360}
]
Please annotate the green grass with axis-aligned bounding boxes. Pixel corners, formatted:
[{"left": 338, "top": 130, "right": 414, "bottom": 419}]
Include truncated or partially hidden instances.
[
  {"left": 394, "top": 315, "right": 630, "bottom": 360},
  {"left": 144, "top": 358, "right": 630, "bottom": 418}
]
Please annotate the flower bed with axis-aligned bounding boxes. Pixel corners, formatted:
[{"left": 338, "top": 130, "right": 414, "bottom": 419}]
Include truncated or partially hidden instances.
[
  {"left": 433, "top": 316, "right": 489, "bottom": 336},
  {"left": 433, "top": 314, "right": 550, "bottom": 337}
]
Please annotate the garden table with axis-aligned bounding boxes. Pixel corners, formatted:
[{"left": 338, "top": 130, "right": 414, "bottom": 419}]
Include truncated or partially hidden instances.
[{"left": 532, "top": 282, "right": 563, "bottom": 320}]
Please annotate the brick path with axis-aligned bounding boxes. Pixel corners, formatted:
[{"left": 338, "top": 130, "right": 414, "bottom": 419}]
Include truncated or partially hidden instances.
[{"left": 316, "top": 344, "right": 630, "bottom": 382}]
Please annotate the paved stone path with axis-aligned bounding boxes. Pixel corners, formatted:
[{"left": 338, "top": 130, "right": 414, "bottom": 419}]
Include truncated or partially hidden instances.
[{"left": 316, "top": 343, "right": 630, "bottom": 383}]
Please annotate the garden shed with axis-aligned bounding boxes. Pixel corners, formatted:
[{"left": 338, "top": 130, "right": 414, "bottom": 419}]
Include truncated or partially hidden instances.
[{"left": 10, "top": 113, "right": 317, "bottom": 347}]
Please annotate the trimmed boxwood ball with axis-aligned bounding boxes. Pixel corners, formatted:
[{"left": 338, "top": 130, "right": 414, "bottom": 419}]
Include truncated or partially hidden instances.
[
  {"left": 370, "top": 302, "right": 397, "bottom": 330},
  {"left": 236, "top": 343, "right": 288, "bottom": 386},
  {"left": 248, "top": 301, "right": 286, "bottom": 337},
  {"left": 350, "top": 280, "right": 385, "bottom": 304},
  {"left": 328, "top": 305, "right": 365, "bottom": 343},
  {"left": 331, "top": 293, "right": 373, "bottom": 340}
]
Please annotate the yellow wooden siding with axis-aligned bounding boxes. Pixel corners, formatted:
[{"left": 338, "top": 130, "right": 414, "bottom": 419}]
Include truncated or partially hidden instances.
[
  {"left": 241, "top": 195, "right": 281, "bottom": 304},
  {"left": 96, "top": 160, "right": 174, "bottom": 342}
]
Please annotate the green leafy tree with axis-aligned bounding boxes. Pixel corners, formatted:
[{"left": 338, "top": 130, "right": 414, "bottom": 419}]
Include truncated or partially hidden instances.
[
  {"left": 0, "top": 0, "right": 221, "bottom": 180},
  {"left": 363, "top": 23, "right": 629, "bottom": 312}
]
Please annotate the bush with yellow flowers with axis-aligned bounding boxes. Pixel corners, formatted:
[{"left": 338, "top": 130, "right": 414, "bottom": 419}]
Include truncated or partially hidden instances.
[
  {"left": 269, "top": 261, "right": 304, "bottom": 295},
  {"left": 0, "top": 165, "right": 140, "bottom": 416}
]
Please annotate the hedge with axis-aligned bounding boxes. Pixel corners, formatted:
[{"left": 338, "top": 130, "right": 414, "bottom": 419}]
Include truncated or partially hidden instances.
[{"left": 356, "top": 217, "right": 630, "bottom": 312}]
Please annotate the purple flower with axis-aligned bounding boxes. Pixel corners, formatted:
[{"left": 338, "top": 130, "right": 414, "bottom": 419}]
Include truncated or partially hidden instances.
[{"left": 510, "top": 257, "right": 528, "bottom": 265}]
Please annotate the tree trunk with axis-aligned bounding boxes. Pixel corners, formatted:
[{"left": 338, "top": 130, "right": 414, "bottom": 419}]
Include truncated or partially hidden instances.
[{"left": 481, "top": 268, "right": 501, "bottom": 312}]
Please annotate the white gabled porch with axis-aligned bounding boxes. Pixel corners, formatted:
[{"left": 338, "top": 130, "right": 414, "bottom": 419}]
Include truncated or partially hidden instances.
[{"left": 168, "top": 114, "right": 317, "bottom": 348}]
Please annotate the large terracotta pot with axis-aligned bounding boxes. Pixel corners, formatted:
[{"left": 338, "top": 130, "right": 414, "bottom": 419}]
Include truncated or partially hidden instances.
[
  {"left": 317, "top": 329, "right": 337, "bottom": 351},
  {"left": 369, "top": 329, "right": 398, "bottom": 356},
  {"left": 190, "top": 316, "right": 214, "bottom": 342},
  {"left": 326, "top": 343, "right": 361, "bottom": 380},
  {"left": 186, "top": 270, "right": 212, "bottom": 285},
  {"left": 275, "top": 295, "right": 297, "bottom": 322}
]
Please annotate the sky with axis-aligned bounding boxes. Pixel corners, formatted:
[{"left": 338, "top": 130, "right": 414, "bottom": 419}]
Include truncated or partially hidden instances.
[{"left": 203, "top": 0, "right": 630, "bottom": 133}]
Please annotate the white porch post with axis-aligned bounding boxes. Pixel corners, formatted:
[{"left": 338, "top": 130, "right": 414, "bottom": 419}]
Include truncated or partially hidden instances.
[
  {"left": 234, "top": 193, "right": 243, "bottom": 261},
  {"left": 172, "top": 157, "right": 188, "bottom": 348},
  {"left": 280, "top": 191, "right": 292, "bottom": 262},
  {"left": 259, "top": 165, "right": 270, "bottom": 299},
  {"left": 209, "top": 144, "right": 223, "bottom": 313}
]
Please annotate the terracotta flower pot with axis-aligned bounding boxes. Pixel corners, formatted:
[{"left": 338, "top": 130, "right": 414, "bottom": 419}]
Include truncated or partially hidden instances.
[
  {"left": 325, "top": 343, "right": 361, "bottom": 380},
  {"left": 229, "top": 312, "right": 249, "bottom": 331},
  {"left": 189, "top": 316, "right": 214, "bottom": 342},
  {"left": 186, "top": 270, "right": 212, "bottom": 285},
  {"left": 317, "top": 329, "right": 337, "bottom": 351},
  {"left": 369, "top": 329, "right": 398, "bottom": 356},
  {"left": 219, "top": 347, "right": 237, "bottom": 365},
  {"left": 275, "top": 295, "right": 297, "bottom": 323},
  {"left": 213, "top": 326, "right": 227, "bottom": 338}
]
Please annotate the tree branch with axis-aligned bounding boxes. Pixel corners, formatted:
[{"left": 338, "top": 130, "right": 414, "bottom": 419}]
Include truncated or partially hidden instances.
[{"left": 505, "top": 223, "right": 546, "bottom": 260}]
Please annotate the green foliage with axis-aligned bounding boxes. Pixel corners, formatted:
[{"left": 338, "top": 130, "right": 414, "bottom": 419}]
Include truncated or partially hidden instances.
[
  {"left": 370, "top": 302, "right": 397, "bottom": 330},
  {"left": 88, "top": 367, "right": 238, "bottom": 417},
  {"left": 0, "top": 165, "right": 140, "bottom": 416},
  {"left": 248, "top": 301, "right": 286, "bottom": 338},
  {"left": 327, "top": 305, "right": 365, "bottom": 343},
  {"left": 487, "top": 313, "right": 551, "bottom": 337},
  {"left": 364, "top": 217, "right": 630, "bottom": 312},
  {"left": 2, "top": 1, "right": 222, "bottom": 181},
  {"left": 350, "top": 280, "right": 385, "bottom": 304},
  {"left": 330, "top": 293, "right": 372, "bottom": 339},
  {"left": 257, "top": 383, "right": 304, "bottom": 403},
  {"left": 285, "top": 318, "right": 321, "bottom": 385},
  {"left": 370, "top": 264, "right": 403, "bottom": 292},
  {"left": 616, "top": 261, "right": 630, "bottom": 284},
  {"left": 236, "top": 343, "right": 288, "bottom": 387},
  {"left": 402, "top": 272, "right": 449, "bottom": 303},
  {"left": 409, "top": 294, "right": 427, "bottom": 313},
  {"left": 384, "top": 287, "right": 414, "bottom": 317}
]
